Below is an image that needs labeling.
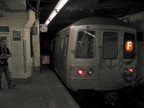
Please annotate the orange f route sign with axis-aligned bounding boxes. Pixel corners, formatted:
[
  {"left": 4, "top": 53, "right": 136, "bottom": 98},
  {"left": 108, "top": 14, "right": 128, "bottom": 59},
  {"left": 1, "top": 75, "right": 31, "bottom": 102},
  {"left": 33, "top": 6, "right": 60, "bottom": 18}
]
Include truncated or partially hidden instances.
[{"left": 125, "top": 40, "right": 134, "bottom": 51}]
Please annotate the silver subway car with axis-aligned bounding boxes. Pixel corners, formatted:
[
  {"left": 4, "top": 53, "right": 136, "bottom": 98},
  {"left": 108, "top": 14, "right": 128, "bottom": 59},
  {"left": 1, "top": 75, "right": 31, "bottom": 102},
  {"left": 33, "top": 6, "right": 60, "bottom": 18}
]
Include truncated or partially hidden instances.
[{"left": 53, "top": 17, "right": 137, "bottom": 91}]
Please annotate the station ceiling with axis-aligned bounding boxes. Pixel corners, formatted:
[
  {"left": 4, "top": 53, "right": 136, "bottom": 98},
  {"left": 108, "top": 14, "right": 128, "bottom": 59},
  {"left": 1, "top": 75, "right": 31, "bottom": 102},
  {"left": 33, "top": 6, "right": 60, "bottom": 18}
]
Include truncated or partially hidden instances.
[
  {"left": 30, "top": 0, "right": 144, "bottom": 33},
  {"left": 1, "top": 0, "right": 144, "bottom": 37},
  {"left": 28, "top": 0, "right": 144, "bottom": 37}
]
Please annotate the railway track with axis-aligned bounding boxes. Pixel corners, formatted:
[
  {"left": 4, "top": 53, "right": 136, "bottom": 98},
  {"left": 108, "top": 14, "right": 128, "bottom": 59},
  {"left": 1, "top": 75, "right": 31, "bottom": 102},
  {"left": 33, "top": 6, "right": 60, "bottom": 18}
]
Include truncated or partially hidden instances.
[
  {"left": 70, "top": 90, "right": 144, "bottom": 108},
  {"left": 126, "top": 96, "right": 144, "bottom": 108}
]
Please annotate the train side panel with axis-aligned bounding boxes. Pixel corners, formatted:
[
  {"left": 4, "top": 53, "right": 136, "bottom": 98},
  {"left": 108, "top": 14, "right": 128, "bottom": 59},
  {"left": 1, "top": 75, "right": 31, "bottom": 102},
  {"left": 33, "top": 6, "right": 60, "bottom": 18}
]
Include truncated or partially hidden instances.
[
  {"left": 137, "top": 41, "right": 144, "bottom": 84},
  {"left": 54, "top": 30, "right": 70, "bottom": 85}
]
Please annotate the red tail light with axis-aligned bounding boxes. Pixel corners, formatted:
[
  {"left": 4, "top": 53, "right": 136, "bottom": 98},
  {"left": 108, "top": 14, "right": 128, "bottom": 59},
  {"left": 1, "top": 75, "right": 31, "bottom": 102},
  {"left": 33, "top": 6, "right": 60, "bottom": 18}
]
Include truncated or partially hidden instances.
[
  {"left": 128, "top": 68, "right": 134, "bottom": 72},
  {"left": 77, "top": 69, "right": 86, "bottom": 76}
]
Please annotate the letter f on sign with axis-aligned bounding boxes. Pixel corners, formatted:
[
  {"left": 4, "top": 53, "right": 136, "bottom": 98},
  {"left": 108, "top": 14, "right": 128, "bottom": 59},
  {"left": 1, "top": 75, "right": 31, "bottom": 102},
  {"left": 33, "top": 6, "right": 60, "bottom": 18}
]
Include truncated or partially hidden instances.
[{"left": 125, "top": 41, "right": 133, "bottom": 51}]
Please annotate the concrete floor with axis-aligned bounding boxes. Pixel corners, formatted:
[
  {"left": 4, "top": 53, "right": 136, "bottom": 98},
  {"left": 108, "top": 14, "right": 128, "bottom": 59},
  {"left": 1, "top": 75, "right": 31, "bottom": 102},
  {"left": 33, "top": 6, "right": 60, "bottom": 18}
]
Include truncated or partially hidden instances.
[{"left": 0, "top": 65, "right": 80, "bottom": 108}]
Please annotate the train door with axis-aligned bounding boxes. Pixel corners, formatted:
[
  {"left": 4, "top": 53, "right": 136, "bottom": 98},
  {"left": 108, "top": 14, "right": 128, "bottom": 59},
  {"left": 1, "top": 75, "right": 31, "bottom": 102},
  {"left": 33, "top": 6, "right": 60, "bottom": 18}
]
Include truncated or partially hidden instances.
[{"left": 100, "top": 30, "right": 122, "bottom": 90}]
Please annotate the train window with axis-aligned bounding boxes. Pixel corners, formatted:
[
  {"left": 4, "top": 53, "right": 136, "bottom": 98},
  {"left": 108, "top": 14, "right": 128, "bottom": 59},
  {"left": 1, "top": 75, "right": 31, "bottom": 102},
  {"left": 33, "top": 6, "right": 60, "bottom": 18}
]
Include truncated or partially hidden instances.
[
  {"left": 137, "top": 32, "right": 143, "bottom": 41},
  {"left": 103, "top": 32, "right": 118, "bottom": 59},
  {"left": 123, "top": 33, "right": 135, "bottom": 58},
  {"left": 64, "top": 35, "right": 69, "bottom": 56},
  {"left": 76, "top": 31, "right": 95, "bottom": 58},
  {"left": 61, "top": 39, "right": 64, "bottom": 49}
]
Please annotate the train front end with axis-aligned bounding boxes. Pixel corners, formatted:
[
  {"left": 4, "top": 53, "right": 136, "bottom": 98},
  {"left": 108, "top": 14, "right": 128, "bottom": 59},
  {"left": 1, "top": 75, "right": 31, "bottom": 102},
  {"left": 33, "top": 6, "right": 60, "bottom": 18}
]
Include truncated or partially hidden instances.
[{"left": 66, "top": 23, "right": 137, "bottom": 91}]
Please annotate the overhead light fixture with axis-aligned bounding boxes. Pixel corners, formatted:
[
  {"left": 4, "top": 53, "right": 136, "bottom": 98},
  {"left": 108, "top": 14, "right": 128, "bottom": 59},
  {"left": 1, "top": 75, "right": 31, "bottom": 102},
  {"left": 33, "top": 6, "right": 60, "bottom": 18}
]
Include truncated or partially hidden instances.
[{"left": 45, "top": 0, "right": 69, "bottom": 26}]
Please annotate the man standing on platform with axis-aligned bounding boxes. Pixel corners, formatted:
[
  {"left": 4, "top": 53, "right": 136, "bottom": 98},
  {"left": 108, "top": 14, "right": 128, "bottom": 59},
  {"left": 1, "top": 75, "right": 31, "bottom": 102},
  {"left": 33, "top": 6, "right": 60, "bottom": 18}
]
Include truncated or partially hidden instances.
[{"left": 0, "top": 37, "right": 16, "bottom": 90}]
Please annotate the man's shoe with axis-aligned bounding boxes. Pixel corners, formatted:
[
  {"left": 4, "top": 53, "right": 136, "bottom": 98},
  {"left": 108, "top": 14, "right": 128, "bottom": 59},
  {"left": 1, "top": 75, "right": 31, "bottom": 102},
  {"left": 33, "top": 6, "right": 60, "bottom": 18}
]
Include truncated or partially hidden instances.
[{"left": 8, "top": 84, "right": 17, "bottom": 89}]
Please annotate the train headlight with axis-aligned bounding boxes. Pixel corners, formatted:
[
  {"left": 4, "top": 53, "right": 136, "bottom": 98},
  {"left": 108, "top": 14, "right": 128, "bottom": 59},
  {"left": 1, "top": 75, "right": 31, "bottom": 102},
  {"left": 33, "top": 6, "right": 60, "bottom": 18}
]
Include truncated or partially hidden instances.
[
  {"left": 123, "top": 68, "right": 135, "bottom": 77},
  {"left": 128, "top": 68, "right": 134, "bottom": 73},
  {"left": 124, "top": 68, "right": 128, "bottom": 73},
  {"left": 77, "top": 69, "right": 86, "bottom": 76},
  {"left": 87, "top": 68, "right": 94, "bottom": 76}
]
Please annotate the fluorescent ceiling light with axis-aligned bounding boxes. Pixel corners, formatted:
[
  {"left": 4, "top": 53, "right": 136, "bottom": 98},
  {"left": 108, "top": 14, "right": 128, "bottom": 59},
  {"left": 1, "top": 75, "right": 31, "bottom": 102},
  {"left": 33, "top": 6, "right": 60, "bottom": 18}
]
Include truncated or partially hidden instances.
[
  {"left": 45, "top": 0, "right": 69, "bottom": 26},
  {"left": 55, "top": 0, "right": 69, "bottom": 12}
]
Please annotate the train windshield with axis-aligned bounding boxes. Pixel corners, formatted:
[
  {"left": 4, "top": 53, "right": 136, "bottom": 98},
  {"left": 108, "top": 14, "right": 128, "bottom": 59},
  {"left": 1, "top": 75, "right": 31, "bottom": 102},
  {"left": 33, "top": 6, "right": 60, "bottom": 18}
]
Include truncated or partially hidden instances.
[
  {"left": 123, "top": 33, "right": 135, "bottom": 58},
  {"left": 76, "top": 31, "right": 95, "bottom": 58},
  {"left": 103, "top": 32, "right": 118, "bottom": 59}
]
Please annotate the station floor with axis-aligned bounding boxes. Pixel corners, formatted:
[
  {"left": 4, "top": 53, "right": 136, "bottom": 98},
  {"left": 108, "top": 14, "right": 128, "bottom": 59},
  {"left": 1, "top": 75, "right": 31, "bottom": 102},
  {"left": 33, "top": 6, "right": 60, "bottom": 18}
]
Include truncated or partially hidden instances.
[{"left": 0, "top": 65, "right": 80, "bottom": 108}]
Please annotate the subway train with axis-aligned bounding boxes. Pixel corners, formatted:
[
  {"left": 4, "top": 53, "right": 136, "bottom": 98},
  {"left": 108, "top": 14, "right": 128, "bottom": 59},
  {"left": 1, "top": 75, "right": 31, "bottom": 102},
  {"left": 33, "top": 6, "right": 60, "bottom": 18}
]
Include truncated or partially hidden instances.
[{"left": 50, "top": 17, "right": 137, "bottom": 93}]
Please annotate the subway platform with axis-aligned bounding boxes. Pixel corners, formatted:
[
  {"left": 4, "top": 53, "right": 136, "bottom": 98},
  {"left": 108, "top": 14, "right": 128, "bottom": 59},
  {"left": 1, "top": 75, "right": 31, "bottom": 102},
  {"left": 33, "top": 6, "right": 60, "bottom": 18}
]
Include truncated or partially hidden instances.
[{"left": 0, "top": 65, "right": 80, "bottom": 108}]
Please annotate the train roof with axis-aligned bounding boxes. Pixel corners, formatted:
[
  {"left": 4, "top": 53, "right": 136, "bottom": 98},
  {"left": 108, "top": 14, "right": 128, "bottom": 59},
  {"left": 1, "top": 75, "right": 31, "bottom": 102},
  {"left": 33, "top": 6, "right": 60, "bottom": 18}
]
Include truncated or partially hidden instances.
[
  {"left": 72, "top": 17, "right": 130, "bottom": 27},
  {"left": 58, "top": 17, "right": 133, "bottom": 33}
]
